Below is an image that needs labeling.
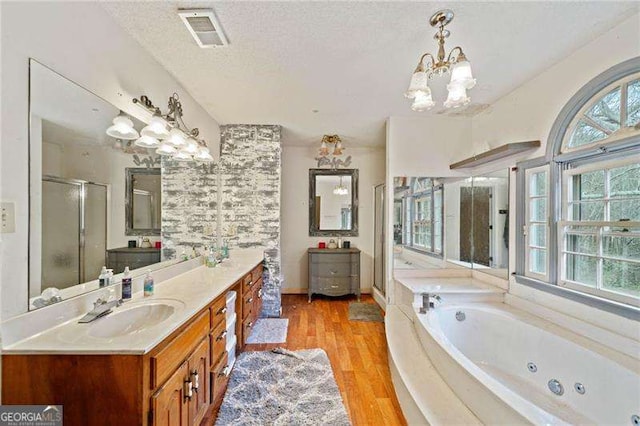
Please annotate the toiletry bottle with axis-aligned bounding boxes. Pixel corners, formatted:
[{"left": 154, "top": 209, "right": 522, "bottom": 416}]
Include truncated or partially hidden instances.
[
  {"left": 99, "top": 266, "right": 108, "bottom": 287},
  {"left": 121, "top": 266, "right": 132, "bottom": 300},
  {"left": 222, "top": 239, "right": 229, "bottom": 259},
  {"left": 107, "top": 269, "right": 114, "bottom": 286},
  {"left": 206, "top": 247, "right": 217, "bottom": 268},
  {"left": 144, "top": 270, "right": 154, "bottom": 297}
]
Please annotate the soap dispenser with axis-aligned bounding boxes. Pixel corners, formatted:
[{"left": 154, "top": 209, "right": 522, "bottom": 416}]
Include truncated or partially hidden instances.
[
  {"left": 144, "top": 270, "right": 154, "bottom": 297},
  {"left": 98, "top": 266, "right": 108, "bottom": 287}
]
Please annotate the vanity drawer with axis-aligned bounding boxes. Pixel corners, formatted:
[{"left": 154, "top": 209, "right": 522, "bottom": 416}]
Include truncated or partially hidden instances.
[
  {"left": 251, "top": 264, "right": 263, "bottom": 283},
  {"left": 242, "top": 290, "right": 255, "bottom": 320},
  {"left": 311, "top": 277, "right": 353, "bottom": 293},
  {"left": 309, "top": 253, "right": 353, "bottom": 264},
  {"left": 211, "top": 352, "right": 230, "bottom": 406},
  {"left": 209, "top": 295, "right": 227, "bottom": 330},
  {"left": 209, "top": 320, "right": 227, "bottom": 367},
  {"left": 150, "top": 310, "right": 210, "bottom": 389},
  {"left": 310, "top": 261, "right": 353, "bottom": 278},
  {"left": 242, "top": 273, "right": 253, "bottom": 291}
]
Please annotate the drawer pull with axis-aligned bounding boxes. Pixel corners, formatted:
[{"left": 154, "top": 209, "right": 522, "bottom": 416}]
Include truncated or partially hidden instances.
[
  {"left": 216, "top": 330, "right": 227, "bottom": 341},
  {"left": 246, "top": 297, "right": 253, "bottom": 304},
  {"left": 258, "top": 288, "right": 263, "bottom": 299},
  {"left": 331, "top": 285, "right": 340, "bottom": 288},
  {"left": 217, "top": 306, "right": 227, "bottom": 315},
  {"left": 218, "top": 365, "right": 231, "bottom": 377},
  {"left": 330, "top": 270, "right": 338, "bottom": 275},
  {"left": 247, "top": 321, "right": 253, "bottom": 328},
  {"left": 191, "top": 371, "right": 199, "bottom": 392},
  {"left": 184, "top": 380, "right": 193, "bottom": 401},
  {"left": 247, "top": 281, "right": 254, "bottom": 287}
]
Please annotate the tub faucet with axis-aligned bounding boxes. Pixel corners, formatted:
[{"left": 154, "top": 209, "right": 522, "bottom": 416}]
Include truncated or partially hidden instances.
[{"left": 419, "top": 293, "right": 442, "bottom": 314}]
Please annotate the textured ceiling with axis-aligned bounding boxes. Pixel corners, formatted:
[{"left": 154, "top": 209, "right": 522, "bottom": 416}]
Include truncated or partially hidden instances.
[{"left": 101, "top": 1, "right": 639, "bottom": 147}]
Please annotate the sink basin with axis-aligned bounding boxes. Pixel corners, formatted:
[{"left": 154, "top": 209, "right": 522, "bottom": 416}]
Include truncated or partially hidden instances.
[{"left": 88, "top": 299, "right": 184, "bottom": 339}]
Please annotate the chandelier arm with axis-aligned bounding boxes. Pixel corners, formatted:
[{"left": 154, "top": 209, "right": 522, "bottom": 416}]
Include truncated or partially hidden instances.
[
  {"left": 446, "top": 46, "right": 465, "bottom": 64},
  {"left": 419, "top": 53, "right": 436, "bottom": 70}
]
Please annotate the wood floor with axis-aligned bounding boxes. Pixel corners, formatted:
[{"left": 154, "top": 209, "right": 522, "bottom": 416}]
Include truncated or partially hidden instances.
[{"left": 216, "top": 294, "right": 407, "bottom": 426}]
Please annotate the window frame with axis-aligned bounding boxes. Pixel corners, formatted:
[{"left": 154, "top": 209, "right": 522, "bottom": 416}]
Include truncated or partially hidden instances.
[
  {"left": 514, "top": 57, "right": 640, "bottom": 318},
  {"left": 402, "top": 178, "right": 444, "bottom": 257},
  {"left": 524, "top": 165, "right": 550, "bottom": 282}
]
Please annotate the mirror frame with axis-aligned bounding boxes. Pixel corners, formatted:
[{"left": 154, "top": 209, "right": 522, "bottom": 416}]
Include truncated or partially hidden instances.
[
  {"left": 309, "top": 168, "right": 359, "bottom": 237},
  {"left": 125, "top": 167, "right": 161, "bottom": 236}
]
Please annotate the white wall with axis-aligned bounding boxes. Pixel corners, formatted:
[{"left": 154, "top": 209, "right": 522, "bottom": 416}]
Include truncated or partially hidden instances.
[
  {"left": 0, "top": 2, "right": 220, "bottom": 320},
  {"left": 385, "top": 116, "right": 473, "bottom": 302},
  {"left": 281, "top": 146, "right": 385, "bottom": 293}
]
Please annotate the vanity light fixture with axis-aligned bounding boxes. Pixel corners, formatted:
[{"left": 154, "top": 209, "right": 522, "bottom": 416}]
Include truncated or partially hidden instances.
[
  {"left": 405, "top": 9, "right": 476, "bottom": 111},
  {"left": 132, "top": 93, "right": 214, "bottom": 163},
  {"left": 318, "top": 134, "right": 344, "bottom": 158},
  {"left": 106, "top": 111, "right": 139, "bottom": 140}
]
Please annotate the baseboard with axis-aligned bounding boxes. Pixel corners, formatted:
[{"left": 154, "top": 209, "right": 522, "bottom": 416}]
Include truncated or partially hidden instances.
[{"left": 281, "top": 288, "right": 372, "bottom": 295}]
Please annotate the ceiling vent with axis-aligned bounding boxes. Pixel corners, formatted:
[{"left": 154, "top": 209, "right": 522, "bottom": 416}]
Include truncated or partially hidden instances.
[{"left": 178, "top": 9, "right": 228, "bottom": 48}]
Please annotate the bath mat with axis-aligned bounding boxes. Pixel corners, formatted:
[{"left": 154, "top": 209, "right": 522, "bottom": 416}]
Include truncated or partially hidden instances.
[
  {"left": 348, "top": 302, "right": 384, "bottom": 322},
  {"left": 245, "top": 318, "right": 289, "bottom": 344},
  {"left": 215, "top": 348, "right": 351, "bottom": 426}
]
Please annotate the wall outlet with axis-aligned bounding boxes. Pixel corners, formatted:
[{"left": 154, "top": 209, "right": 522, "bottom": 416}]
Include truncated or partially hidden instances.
[{"left": 1, "top": 202, "right": 15, "bottom": 233}]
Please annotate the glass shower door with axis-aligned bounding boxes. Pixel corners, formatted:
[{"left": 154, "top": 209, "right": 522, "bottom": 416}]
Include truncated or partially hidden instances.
[{"left": 84, "top": 183, "right": 107, "bottom": 282}]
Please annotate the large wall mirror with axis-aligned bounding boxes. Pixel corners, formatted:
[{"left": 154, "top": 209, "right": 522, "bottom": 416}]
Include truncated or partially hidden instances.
[
  {"left": 28, "top": 59, "right": 176, "bottom": 310},
  {"left": 309, "top": 169, "right": 358, "bottom": 236},
  {"left": 393, "top": 170, "right": 509, "bottom": 279}
]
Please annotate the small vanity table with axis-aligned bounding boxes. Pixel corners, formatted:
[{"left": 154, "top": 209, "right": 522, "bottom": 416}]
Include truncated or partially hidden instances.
[
  {"left": 308, "top": 248, "right": 361, "bottom": 302},
  {"left": 106, "top": 247, "right": 161, "bottom": 274}
]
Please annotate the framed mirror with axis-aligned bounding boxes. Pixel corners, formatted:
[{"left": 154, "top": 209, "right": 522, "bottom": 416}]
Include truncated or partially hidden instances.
[
  {"left": 126, "top": 168, "right": 161, "bottom": 235},
  {"left": 28, "top": 59, "right": 178, "bottom": 311},
  {"left": 309, "top": 168, "right": 358, "bottom": 236}
]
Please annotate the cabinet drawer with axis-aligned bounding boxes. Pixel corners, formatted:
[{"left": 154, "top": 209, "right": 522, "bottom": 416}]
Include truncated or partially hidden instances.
[
  {"left": 309, "top": 253, "right": 353, "bottom": 264},
  {"left": 310, "top": 262, "right": 353, "bottom": 278},
  {"left": 251, "top": 264, "right": 263, "bottom": 283},
  {"left": 243, "top": 318, "right": 255, "bottom": 345},
  {"left": 151, "top": 310, "right": 210, "bottom": 389},
  {"left": 209, "top": 320, "right": 227, "bottom": 368},
  {"left": 209, "top": 295, "right": 227, "bottom": 330},
  {"left": 312, "top": 277, "right": 352, "bottom": 291},
  {"left": 243, "top": 287, "right": 256, "bottom": 320},
  {"left": 242, "top": 273, "right": 253, "bottom": 292},
  {"left": 211, "top": 352, "right": 229, "bottom": 406}
]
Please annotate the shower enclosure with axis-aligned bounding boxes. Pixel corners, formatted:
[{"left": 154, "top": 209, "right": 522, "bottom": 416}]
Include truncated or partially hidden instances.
[
  {"left": 373, "top": 184, "right": 385, "bottom": 296},
  {"left": 41, "top": 177, "right": 107, "bottom": 290}
]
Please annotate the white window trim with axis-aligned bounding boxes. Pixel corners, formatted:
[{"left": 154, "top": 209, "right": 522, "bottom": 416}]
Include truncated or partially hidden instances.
[
  {"left": 558, "top": 155, "right": 640, "bottom": 307},
  {"left": 524, "top": 165, "right": 550, "bottom": 282},
  {"left": 561, "top": 72, "right": 640, "bottom": 154}
]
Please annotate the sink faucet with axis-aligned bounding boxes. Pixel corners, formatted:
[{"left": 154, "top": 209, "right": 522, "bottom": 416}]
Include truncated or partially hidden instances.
[
  {"left": 78, "top": 296, "right": 123, "bottom": 324},
  {"left": 419, "top": 293, "right": 442, "bottom": 314}
]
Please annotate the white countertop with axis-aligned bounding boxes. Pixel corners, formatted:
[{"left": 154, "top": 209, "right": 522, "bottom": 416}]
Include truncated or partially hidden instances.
[
  {"left": 395, "top": 276, "right": 505, "bottom": 294},
  {"left": 3, "top": 249, "right": 264, "bottom": 355}
]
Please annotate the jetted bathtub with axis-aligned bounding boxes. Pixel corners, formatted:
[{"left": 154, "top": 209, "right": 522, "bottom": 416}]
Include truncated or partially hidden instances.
[{"left": 413, "top": 303, "right": 640, "bottom": 425}]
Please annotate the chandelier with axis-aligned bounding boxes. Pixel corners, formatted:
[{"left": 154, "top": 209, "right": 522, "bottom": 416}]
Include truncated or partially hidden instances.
[
  {"left": 318, "top": 134, "right": 344, "bottom": 157},
  {"left": 333, "top": 176, "right": 349, "bottom": 195},
  {"left": 105, "top": 93, "right": 214, "bottom": 162},
  {"left": 405, "top": 9, "right": 476, "bottom": 111}
]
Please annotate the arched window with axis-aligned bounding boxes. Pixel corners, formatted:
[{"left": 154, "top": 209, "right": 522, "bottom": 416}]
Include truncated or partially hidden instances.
[{"left": 517, "top": 58, "right": 640, "bottom": 310}]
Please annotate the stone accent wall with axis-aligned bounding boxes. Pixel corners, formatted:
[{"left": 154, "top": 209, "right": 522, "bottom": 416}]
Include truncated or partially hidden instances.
[
  {"left": 161, "top": 124, "right": 282, "bottom": 317},
  {"left": 220, "top": 125, "right": 282, "bottom": 317}
]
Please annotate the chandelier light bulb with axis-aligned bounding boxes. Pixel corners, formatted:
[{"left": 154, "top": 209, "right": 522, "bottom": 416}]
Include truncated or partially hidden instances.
[
  {"left": 156, "top": 141, "right": 177, "bottom": 156},
  {"left": 134, "top": 134, "right": 160, "bottom": 148},
  {"left": 411, "top": 89, "right": 435, "bottom": 112},
  {"left": 141, "top": 115, "right": 169, "bottom": 139},
  {"left": 195, "top": 147, "right": 214, "bottom": 163},
  {"left": 444, "top": 82, "right": 471, "bottom": 108},
  {"left": 166, "top": 128, "right": 187, "bottom": 147},
  {"left": 405, "top": 70, "right": 429, "bottom": 99},
  {"left": 450, "top": 59, "right": 476, "bottom": 89},
  {"left": 183, "top": 137, "right": 199, "bottom": 154},
  {"left": 106, "top": 113, "right": 139, "bottom": 140},
  {"left": 173, "top": 150, "right": 193, "bottom": 162}
]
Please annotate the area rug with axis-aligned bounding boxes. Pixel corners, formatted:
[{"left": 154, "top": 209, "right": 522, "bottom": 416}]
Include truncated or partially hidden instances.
[
  {"left": 348, "top": 302, "right": 384, "bottom": 322},
  {"left": 215, "top": 348, "right": 351, "bottom": 426},
  {"left": 245, "top": 318, "right": 289, "bottom": 344}
]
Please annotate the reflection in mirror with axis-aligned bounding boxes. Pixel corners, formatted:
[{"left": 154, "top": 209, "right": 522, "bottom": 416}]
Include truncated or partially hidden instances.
[
  {"left": 309, "top": 169, "right": 358, "bottom": 236},
  {"left": 28, "top": 60, "right": 175, "bottom": 310},
  {"left": 126, "top": 168, "right": 161, "bottom": 235},
  {"left": 393, "top": 177, "right": 445, "bottom": 269}
]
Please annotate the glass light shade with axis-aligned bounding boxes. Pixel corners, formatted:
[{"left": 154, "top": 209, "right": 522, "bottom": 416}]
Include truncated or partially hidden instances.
[
  {"left": 166, "top": 128, "right": 187, "bottom": 147},
  {"left": 183, "top": 137, "right": 199, "bottom": 154},
  {"left": 450, "top": 59, "right": 476, "bottom": 89},
  {"left": 405, "top": 71, "right": 429, "bottom": 99},
  {"left": 173, "top": 150, "right": 193, "bottom": 162},
  {"left": 319, "top": 141, "right": 329, "bottom": 156},
  {"left": 195, "top": 147, "right": 214, "bottom": 163},
  {"left": 106, "top": 114, "right": 139, "bottom": 140},
  {"left": 333, "top": 141, "right": 344, "bottom": 156},
  {"left": 134, "top": 134, "right": 160, "bottom": 148},
  {"left": 411, "top": 89, "right": 435, "bottom": 111},
  {"left": 155, "top": 142, "right": 177, "bottom": 156},
  {"left": 444, "top": 82, "right": 471, "bottom": 109},
  {"left": 141, "top": 115, "right": 169, "bottom": 139}
]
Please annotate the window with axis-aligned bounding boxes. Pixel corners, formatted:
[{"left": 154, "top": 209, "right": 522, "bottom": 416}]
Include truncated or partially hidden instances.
[
  {"left": 560, "top": 159, "right": 640, "bottom": 305},
  {"left": 525, "top": 166, "right": 549, "bottom": 280},
  {"left": 517, "top": 60, "right": 640, "bottom": 310},
  {"left": 399, "top": 177, "right": 443, "bottom": 256}
]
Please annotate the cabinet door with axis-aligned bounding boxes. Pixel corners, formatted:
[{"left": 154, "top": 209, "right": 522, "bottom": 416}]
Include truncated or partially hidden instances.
[
  {"left": 188, "top": 338, "right": 210, "bottom": 426},
  {"left": 152, "top": 361, "right": 189, "bottom": 426}
]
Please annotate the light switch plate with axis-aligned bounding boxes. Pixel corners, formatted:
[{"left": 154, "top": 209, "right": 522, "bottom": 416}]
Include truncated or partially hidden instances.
[{"left": 1, "top": 202, "right": 15, "bottom": 233}]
